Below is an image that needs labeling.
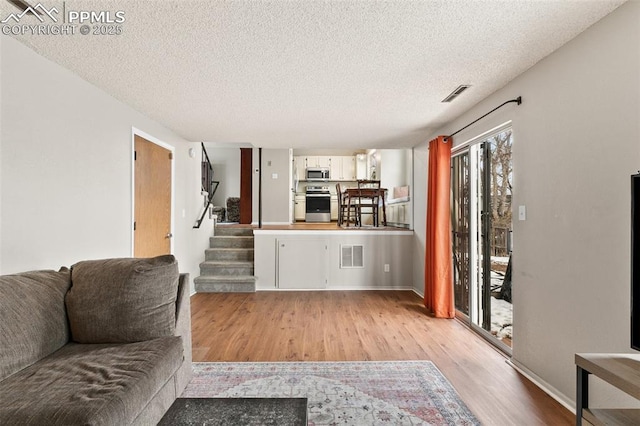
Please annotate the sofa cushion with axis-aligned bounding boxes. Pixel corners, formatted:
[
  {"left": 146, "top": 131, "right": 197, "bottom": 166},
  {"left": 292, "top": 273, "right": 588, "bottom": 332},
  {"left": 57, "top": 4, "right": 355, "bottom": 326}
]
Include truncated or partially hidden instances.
[
  {"left": 0, "top": 269, "right": 71, "bottom": 381},
  {"left": 0, "top": 336, "right": 184, "bottom": 425},
  {"left": 66, "top": 255, "right": 179, "bottom": 343}
]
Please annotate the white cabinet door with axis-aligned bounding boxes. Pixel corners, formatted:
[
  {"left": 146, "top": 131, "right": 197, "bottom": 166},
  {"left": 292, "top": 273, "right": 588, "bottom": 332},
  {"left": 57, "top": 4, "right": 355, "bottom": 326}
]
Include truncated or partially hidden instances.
[
  {"left": 342, "top": 156, "right": 356, "bottom": 181},
  {"left": 293, "top": 156, "right": 305, "bottom": 182},
  {"left": 294, "top": 196, "right": 306, "bottom": 221},
  {"left": 277, "top": 238, "right": 327, "bottom": 289},
  {"left": 329, "top": 156, "right": 342, "bottom": 180},
  {"left": 356, "top": 155, "right": 367, "bottom": 180},
  {"left": 387, "top": 204, "right": 396, "bottom": 224},
  {"left": 302, "top": 156, "right": 330, "bottom": 168},
  {"left": 386, "top": 202, "right": 410, "bottom": 226},
  {"left": 401, "top": 203, "right": 409, "bottom": 224},
  {"left": 330, "top": 196, "right": 338, "bottom": 220},
  {"left": 302, "top": 156, "right": 317, "bottom": 169},
  {"left": 317, "top": 156, "right": 331, "bottom": 168}
]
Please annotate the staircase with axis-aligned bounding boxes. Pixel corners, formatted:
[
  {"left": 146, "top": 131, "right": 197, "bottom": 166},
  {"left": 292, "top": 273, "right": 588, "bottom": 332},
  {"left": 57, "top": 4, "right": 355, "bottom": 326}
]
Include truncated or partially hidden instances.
[{"left": 194, "top": 225, "right": 255, "bottom": 293}]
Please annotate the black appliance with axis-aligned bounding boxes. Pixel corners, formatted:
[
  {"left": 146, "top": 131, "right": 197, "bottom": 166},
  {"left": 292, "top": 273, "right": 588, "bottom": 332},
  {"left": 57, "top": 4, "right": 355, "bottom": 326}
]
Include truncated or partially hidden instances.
[{"left": 305, "top": 185, "right": 331, "bottom": 222}]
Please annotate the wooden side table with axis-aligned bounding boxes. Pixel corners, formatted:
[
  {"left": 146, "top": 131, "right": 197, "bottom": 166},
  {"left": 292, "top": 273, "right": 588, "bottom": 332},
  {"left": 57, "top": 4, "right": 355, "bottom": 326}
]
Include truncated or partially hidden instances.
[{"left": 575, "top": 353, "right": 640, "bottom": 425}]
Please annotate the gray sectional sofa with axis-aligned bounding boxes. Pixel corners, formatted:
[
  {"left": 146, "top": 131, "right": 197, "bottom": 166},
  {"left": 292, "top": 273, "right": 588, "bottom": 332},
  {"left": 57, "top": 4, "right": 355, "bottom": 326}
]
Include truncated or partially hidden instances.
[{"left": 0, "top": 255, "right": 192, "bottom": 425}]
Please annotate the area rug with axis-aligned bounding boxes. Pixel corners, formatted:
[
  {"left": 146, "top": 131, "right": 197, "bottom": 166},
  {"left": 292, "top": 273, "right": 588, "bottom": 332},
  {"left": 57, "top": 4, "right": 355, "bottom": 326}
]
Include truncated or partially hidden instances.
[{"left": 183, "top": 361, "right": 480, "bottom": 425}]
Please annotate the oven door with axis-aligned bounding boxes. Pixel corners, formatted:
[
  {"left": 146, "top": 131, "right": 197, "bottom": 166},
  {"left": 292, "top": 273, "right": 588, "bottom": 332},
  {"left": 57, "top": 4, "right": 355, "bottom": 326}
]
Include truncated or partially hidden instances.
[{"left": 305, "top": 194, "right": 331, "bottom": 222}]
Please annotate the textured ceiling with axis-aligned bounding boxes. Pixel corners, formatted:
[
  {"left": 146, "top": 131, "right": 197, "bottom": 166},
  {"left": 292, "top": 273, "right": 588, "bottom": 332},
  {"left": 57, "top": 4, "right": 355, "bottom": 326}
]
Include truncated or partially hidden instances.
[{"left": 2, "top": 0, "right": 626, "bottom": 148}]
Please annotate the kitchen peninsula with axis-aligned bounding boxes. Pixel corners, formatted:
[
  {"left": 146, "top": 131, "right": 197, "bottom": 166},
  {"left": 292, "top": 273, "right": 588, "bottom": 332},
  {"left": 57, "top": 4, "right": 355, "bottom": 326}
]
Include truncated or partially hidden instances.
[{"left": 249, "top": 148, "right": 414, "bottom": 291}]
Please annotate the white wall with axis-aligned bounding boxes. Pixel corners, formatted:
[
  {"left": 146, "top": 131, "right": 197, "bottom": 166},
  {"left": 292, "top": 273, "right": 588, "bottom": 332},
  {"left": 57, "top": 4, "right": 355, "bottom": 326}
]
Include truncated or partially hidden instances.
[
  {"left": 380, "top": 149, "right": 408, "bottom": 191},
  {"left": 412, "top": 143, "right": 428, "bottom": 297},
  {"left": 0, "top": 37, "right": 212, "bottom": 292},
  {"left": 202, "top": 146, "right": 241, "bottom": 209},
  {"left": 413, "top": 1, "right": 640, "bottom": 407},
  {"left": 252, "top": 148, "right": 291, "bottom": 224}
]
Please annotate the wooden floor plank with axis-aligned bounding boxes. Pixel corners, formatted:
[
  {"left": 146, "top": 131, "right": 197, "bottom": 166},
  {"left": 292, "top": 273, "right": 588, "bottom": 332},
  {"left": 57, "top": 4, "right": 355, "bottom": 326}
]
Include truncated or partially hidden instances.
[{"left": 190, "top": 290, "right": 574, "bottom": 425}]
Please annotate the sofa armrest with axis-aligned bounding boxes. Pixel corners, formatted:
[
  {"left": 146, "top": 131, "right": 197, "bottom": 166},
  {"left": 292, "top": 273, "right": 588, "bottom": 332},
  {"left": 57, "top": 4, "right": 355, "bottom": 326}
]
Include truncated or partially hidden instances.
[{"left": 173, "top": 273, "right": 192, "bottom": 394}]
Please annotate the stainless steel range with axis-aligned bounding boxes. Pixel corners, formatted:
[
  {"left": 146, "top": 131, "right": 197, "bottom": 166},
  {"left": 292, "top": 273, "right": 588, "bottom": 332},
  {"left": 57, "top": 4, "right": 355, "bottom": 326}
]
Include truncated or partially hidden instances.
[{"left": 305, "top": 185, "right": 331, "bottom": 222}]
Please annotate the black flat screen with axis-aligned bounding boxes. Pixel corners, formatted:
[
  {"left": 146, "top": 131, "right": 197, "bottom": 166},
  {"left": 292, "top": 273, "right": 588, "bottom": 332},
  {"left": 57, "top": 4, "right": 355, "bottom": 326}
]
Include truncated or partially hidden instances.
[{"left": 632, "top": 174, "right": 640, "bottom": 351}]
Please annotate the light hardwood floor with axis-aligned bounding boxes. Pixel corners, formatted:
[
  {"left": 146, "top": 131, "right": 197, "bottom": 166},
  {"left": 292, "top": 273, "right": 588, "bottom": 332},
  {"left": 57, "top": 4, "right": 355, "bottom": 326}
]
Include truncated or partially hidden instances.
[{"left": 191, "top": 290, "right": 574, "bottom": 425}]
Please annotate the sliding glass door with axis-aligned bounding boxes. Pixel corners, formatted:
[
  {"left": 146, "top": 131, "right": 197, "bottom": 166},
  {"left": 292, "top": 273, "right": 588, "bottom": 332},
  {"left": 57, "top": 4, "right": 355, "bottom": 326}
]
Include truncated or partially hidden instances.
[
  {"left": 451, "top": 151, "right": 471, "bottom": 316},
  {"left": 452, "top": 127, "right": 513, "bottom": 351}
]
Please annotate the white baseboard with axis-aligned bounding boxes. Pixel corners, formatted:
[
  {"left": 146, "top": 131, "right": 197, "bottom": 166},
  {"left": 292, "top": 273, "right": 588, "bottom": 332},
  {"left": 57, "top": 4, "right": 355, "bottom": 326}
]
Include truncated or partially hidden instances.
[{"left": 508, "top": 358, "right": 575, "bottom": 414}]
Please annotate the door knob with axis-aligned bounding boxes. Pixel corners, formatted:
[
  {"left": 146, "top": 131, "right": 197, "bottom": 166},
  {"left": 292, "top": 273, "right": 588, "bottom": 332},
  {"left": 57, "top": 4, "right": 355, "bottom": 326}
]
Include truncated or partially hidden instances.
[{"left": 166, "top": 233, "right": 173, "bottom": 239}]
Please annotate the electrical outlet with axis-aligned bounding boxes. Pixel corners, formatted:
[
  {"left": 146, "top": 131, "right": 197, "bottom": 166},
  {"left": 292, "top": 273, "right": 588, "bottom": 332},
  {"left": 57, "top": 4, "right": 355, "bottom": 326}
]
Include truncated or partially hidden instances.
[{"left": 384, "top": 264, "right": 390, "bottom": 272}]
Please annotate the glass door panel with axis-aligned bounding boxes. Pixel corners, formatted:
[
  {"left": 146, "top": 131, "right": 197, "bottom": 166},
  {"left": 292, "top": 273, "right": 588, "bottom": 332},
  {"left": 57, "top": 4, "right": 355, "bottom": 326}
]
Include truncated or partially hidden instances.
[
  {"left": 452, "top": 128, "right": 513, "bottom": 351},
  {"left": 485, "top": 130, "right": 513, "bottom": 347},
  {"left": 451, "top": 152, "right": 470, "bottom": 316}
]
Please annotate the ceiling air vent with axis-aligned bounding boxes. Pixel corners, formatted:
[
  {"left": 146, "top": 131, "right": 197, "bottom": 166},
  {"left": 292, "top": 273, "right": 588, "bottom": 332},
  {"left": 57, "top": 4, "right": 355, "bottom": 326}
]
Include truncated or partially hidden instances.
[{"left": 442, "top": 85, "right": 471, "bottom": 103}]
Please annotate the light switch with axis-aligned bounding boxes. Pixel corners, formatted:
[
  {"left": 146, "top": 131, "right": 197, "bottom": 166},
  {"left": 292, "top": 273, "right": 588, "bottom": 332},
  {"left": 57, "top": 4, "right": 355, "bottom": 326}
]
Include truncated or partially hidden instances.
[
  {"left": 272, "top": 173, "right": 278, "bottom": 179},
  {"left": 518, "top": 205, "right": 526, "bottom": 221}
]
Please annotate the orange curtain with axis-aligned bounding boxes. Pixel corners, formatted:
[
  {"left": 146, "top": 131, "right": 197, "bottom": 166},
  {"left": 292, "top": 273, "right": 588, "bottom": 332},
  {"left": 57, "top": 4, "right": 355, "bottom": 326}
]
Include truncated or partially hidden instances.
[{"left": 424, "top": 136, "right": 454, "bottom": 318}]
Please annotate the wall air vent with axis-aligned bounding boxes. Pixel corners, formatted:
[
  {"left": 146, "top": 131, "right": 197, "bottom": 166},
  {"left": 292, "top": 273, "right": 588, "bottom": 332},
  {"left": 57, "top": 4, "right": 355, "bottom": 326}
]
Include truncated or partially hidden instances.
[
  {"left": 442, "top": 85, "right": 471, "bottom": 103},
  {"left": 341, "top": 245, "right": 364, "bottom": 268}
]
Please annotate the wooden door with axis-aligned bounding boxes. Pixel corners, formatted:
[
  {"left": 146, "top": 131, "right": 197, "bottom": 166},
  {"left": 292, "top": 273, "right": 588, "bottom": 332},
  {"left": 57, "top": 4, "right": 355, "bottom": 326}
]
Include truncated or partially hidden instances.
[
  {"left": 134, "top": 135, "right": 172, "bottom": 257},
  {"left": 240, "top": 148, "right": 252, "bottom": 224}
]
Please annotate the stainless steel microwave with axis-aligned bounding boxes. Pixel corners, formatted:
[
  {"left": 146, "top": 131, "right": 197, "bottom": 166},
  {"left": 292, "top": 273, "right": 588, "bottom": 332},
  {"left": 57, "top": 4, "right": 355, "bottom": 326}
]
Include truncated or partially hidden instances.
[{"left": 306, "top": 167, "right": 330, "bottom": 181}]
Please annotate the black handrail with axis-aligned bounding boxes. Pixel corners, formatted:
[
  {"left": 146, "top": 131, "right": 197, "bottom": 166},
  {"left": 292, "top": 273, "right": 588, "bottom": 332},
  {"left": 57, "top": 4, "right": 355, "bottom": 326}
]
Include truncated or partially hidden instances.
[{"left": 193, "top": 142, "right": 220, "bottom": 228}]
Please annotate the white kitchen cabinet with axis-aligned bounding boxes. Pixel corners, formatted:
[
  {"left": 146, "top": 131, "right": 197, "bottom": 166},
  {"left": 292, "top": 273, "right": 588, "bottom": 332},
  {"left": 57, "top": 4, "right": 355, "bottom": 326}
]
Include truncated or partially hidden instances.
[
  {"left": 307, "top": 156, "right": 317, "bottom": 169},
  {"left": 293, "top": 156, "right": 305, "bottom": 183},
  {"left": 341, "top": 156, "right": 356, "bottom": 181},
  {"left": 301, "top": 156, "right": 331, "bottom": 168},
  {"left": 387, "top": 204, "right": 397, "bottom": 224},
  {"left": 398, "top": 203, "right": 406, "bottom": 224},
  {"left": 330, "top": 195, "right": 338, "bottom": 221},
  {"left": 294, "top": 195, "right": 306, "bottom": 221},
  {"left": 293, "top": 155, "right": 357, "bottom": 181},
  {"left": 356, "top": 155, "right": 367, "bottom": 179},
  {"left": 329, "top": 157, "right": 342, "bottom": 181},
  {"left": 317, "top": 157, "right": 331, "bottom": 168},
  {"left": 326, "top": 156, "right": 356, "bottom": 181},
  {"left": 387, "top": 202, "right": 410, "bottom": 227},
  {"left": 298, "top": 156, "right": 313, "bottom": 169}
]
